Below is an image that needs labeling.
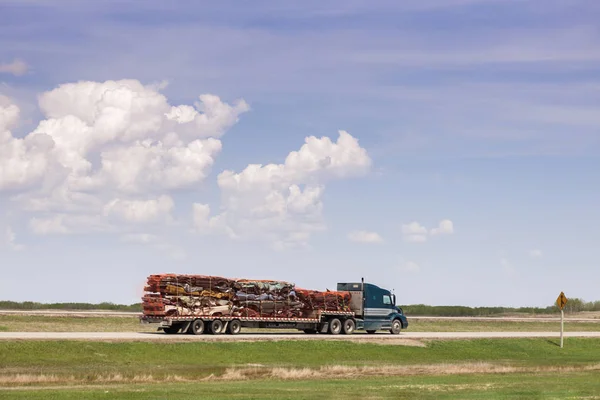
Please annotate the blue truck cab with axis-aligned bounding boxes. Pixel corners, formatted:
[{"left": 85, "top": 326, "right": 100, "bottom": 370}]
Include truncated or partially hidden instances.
[{"left": 337, "top": 280, "right": 408, "bottom": 334}]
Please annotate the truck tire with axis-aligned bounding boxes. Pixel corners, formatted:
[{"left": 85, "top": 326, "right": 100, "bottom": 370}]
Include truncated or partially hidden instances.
[
  {"left": 227, "top": 319, "right": 242, "bottom": 335},
  {"left": 342, "top": 319, "right": 355, "bottom": 335},
  {"left": 163, "top": 324, "right": 180, "bottom": 334},
  {"left": 208, "top": 319, "right": 224, "bottom": 334},
  {"left": 389, "top": 319, "right": 402, "bottom": 335},
  {"left": 188, "top": 319, "right": 205, "bottom": 335},
  {"left": 328, "top": 318, "right": 342, "bottom": 335}
]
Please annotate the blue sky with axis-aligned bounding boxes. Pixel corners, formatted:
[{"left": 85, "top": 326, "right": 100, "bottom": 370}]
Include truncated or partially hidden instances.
[{"left": 0, "top": 0, "right": 598, "bottom": 307}]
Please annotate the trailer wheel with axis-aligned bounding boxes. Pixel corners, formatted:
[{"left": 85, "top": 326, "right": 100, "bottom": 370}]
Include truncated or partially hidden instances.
[
  {"left": 328, "top": 318, "right": 342, "bottom": 335},
  {"left": 342, "top": 319, "right": 356, "bottom": 335},
  {"left": 163, "top": 324, "right": 180, "bottom": 334},
  {"left": 208, "top": 319, "right": 224, "bottom": 334},
  {"left": 188, "top": 319, "right": 205, "bottom": 335},
  {"left": 389, "top": 319, "right": 402, "bottom": 335},
  {"left": 227, "top": 319, "right": 242, "bottom": 335}
]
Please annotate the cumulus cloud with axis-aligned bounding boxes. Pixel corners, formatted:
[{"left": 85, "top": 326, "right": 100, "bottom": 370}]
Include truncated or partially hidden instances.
[
  {"left": 402, "top": 219, "right": 454, "bottom": 242},
  {"left": 430, "top": 219, "right": 454, "bottom": 235},
  {"left": 120, "top": 233, "right": 159, "bottom": 244},
  {"left": 0, "top": 79, "right": 248, "bottom": 240},
  {"left": 529, "top": 249, "right": 543, "bottom": 259},
  {"left": 5, "top": 226, "right": 24, "bottom": 251},
  {"left": 400, "top": 261, "right": 420, "bottom": 273},
  {"left": 347, "top": 230, "right": 383, "bottom": 243},
  {"left": 0, "top": 59, "right": 28, "bottom": 76},
  {"left": 501, "top": 257, "right": 516, "bottom": 277},
  {"left": 103, "top": 195, "right": 174, "bottom": 223},
  {"left": 193, "top": 130, "right": 372, "bottom": 248},
  {"left": 401, "top": 222, "right": 428, "bottom": 243}
]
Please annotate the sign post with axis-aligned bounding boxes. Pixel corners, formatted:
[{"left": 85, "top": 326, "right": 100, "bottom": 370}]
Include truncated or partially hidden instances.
[{"left": 555, "top": 291, "right": 568, "bottom": 348}]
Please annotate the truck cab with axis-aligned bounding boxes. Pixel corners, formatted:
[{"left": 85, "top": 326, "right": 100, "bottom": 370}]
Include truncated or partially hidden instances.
[{"left": 337, "top": 281, "right": 408, "bottom": 334}]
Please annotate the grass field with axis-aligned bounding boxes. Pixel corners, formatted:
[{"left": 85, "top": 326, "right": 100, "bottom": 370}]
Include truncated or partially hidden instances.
[
  {"left": 1, "top": 314, "right": 599, "bottom": 333},
  {"left": 2, "top": 373, "right": 600, "bottom": 399},
  {"left": 0, "top": 315, "right": 156, "bottom": 333},
  {"left": 1, "top": 339, "right": 599, "bottom": 399}
]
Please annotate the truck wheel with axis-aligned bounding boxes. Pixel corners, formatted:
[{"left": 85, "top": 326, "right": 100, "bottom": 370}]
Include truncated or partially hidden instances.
[
  {"left": 389, "top": 319, "right": 402, "bottom": 335},
  {"left": 328, "top": 318, "right": 342, "bottom": 335},
  {"left": 342, "top": 319, "right": 356, "bottom": 335},
  {"left": 208, "top": 319, "right": 224, "bottom": 334},
  {"left": 163, "top": 324, "right": 180, "bottom": 334},
  {"left": 227, "top": 319, "right": 242, "bottom": 335},
  {"left": 188, "top": 319, "right": 205, "bottom": 335},
  {"left": 366, "top": 330, "right": 377, "bottom": 334}
]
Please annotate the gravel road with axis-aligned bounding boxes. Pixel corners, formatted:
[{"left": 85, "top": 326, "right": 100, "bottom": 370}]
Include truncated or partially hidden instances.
[{"left": 1, "top": 331, "right": 599, "bottom": 341}]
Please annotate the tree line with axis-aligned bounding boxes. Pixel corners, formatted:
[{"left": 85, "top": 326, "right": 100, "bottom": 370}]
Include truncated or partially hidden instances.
[
  {"left": 1, "top": 298, "right": 599, "bottom": 316},
  {"left": 403, "top": 298, "right": 600, "bottom": 316}
]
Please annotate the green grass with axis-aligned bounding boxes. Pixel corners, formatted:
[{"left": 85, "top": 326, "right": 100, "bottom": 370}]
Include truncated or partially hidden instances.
[
  {"left": 0, "top": 315, "right": 156, "bottom": 332},
  {"left": 2, "top": 339, "right": 599, "bottom": 398},
  {"left": 1, "top": 372, "right": 600, "bottom": 400},
  {"left": 1, "top": 338, "right": 599, "bottom": 377},
  {"left": 411, "top": 319, "right": 600, "bottom": 332}
]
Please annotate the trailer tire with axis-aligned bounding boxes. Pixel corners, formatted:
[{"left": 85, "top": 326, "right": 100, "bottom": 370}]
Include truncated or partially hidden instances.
[
  {"left": 342, "top": 318, "right": 356, "bottom": 335},
  {"left": 208, "top": 319, "right": 224, "bottom": 334},
  {"left": 163, "top": 324, "right": 180, "bottom": 334},
  {"left": 188, "top": 319, "right": 205, "bottom": 335},
  {"left": 389, "top": 319, "right": 402, "bottom": 335},
  {"left": 227, "top": 319, "right": 242, "bottom": 335},
  {"left": 328, "top": 318, "right": 342, "bottom": 335}
]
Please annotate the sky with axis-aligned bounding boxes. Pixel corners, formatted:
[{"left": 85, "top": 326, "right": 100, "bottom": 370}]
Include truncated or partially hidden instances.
[{"left": 0, "top": 0, "right": 599, "bottom": 307}]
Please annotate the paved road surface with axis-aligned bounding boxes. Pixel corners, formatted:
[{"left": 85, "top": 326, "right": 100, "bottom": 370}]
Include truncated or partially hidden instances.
[
  {"left": 1, "top": 331, "right": 599, "bottom": 341},
  {"left": 1, "top": 310, "right": 598, "bottom": 321}
]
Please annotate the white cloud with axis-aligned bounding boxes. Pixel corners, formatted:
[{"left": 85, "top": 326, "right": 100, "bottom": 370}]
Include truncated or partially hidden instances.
[
  {"left": 347, "top": 230, "right": 383, "bottom": 243},
  {"left": 119, "top": 232, "right": 185, "bottom": 260},
  {"left": 0, "top": 79, "right": 248, "bottom": 238},
  {"left": 5, "top": 226, "right": 24, "bottom": 251},
  {"left": 0, "top": 59, "right": 28, "bottom": 76},
  {"left": 400, "top": 261, "right": 420, "bottom": 273},
  {"left": 430, "top": 219, "right": 454, "bottom": 236},
  {"left": 29, "top": 214, "right": 112, "bottom": 235},
  {"left": 120, "top": 233, "right": 159, "bottom": 244},
  {"left": 402, "top": 219, "right": 455, "bottom": 242},
  {"left": 103, "top": 195, "right": 174, "bottom": 223},
  {"left": 501, "top": 257, "right": 516, "bottom": 277},
  {"left": 193, "top": 130, "right": 371, "bottom": 248},
  {"left": 401, "top": 222, "right": 428, "bottom": 243},
  {"left": 529, "top": 249, "right": 543, "bottom": 259}
]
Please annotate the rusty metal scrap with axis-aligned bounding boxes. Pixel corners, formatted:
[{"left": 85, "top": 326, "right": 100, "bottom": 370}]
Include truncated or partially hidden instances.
[{"left": 142, "top": 274, "right": 352, "bottom": 318}]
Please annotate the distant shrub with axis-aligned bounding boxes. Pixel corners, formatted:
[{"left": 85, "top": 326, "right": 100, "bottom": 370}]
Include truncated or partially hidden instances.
[{"left": 402, "top": 300, "right": 600, "bottom": 316}]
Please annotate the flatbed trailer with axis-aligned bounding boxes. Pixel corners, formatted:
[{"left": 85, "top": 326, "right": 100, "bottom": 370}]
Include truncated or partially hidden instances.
[
  {"left": 140, "top": 275, "right": 408, "bottom": 335},
  {"left": 141, "top": 310, "right": 358, "bottom": 335}
]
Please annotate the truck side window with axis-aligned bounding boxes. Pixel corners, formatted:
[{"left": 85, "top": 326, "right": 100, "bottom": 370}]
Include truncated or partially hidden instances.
[{"left": 383, "top": 295, "right": 392, "bottom": 305}]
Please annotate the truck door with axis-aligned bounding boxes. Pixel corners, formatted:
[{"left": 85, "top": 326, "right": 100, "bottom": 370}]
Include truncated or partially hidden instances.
[{"left": 363, "top": 285, "right": 396, "bottom": 330}]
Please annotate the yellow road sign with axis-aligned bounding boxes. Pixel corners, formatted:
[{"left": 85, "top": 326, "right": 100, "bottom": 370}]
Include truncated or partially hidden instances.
[{"left": 556, "top": 291, "right": 568, "bottom": 310}]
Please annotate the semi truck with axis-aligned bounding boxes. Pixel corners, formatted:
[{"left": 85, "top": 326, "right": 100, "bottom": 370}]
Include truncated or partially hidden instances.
[{"left": 140, "top": 274, "right": 408, "bottom": 335}]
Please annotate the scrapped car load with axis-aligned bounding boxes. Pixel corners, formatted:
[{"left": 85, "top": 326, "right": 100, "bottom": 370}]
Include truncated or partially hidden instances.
[{"left": 142, "top": 274, "right": 352, "bottom": 318}]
